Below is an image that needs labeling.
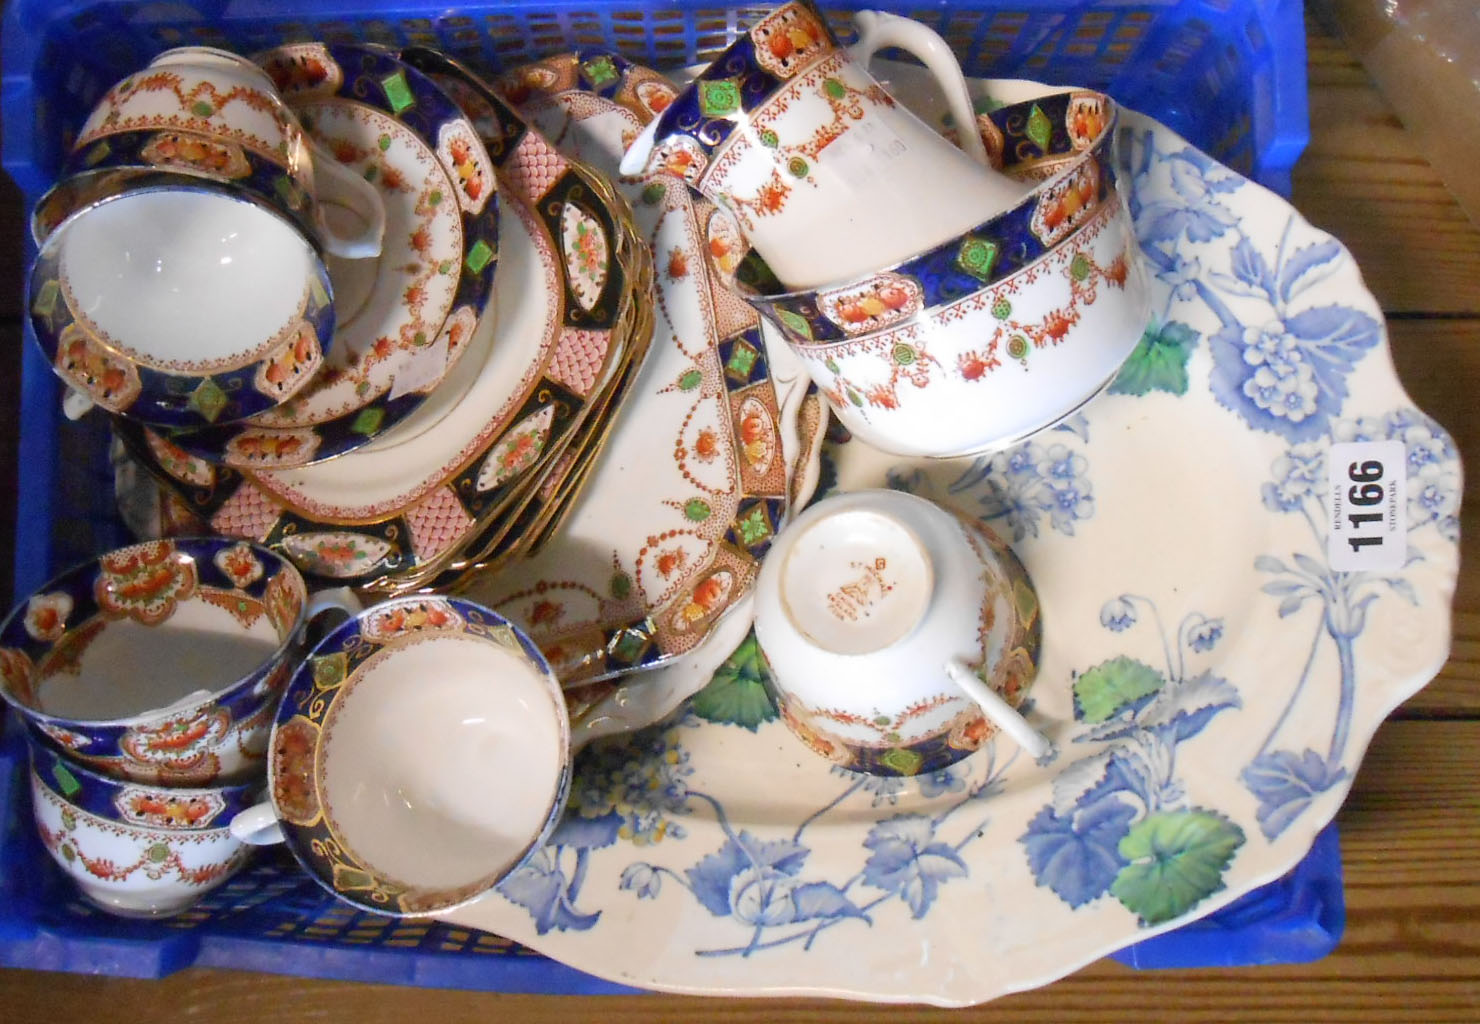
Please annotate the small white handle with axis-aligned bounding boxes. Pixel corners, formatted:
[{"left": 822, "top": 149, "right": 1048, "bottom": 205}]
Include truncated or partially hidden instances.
[
  {"left": 944, "top": 658, "right": 1053, "bottom": 760},
  {"left": 849, "top": 10, "right": 990, "bottom": 169},
  {"left": 229, "top": 801, "right": 286, "bottom": 846},
  {"left": 304, "top": 138, "right": 386, "bottom": 260}
]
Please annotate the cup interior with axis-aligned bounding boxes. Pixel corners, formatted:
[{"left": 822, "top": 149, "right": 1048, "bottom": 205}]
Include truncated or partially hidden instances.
[
  {"left": 0, "top": 539, "right": 305, "bottom": 726},
  {"left": 55, "top": 187, "right": 318, "bottom": 371},
  {"left": 270, "top": 597, "right": 571, "bottom": 915}
]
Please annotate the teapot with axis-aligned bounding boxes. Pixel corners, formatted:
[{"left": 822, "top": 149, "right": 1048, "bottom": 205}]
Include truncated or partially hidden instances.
[{"left": 619, "top": 1, "right": 1031, "bottom": 290}]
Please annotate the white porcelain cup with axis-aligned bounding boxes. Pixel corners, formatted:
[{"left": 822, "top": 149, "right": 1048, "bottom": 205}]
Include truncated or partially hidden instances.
[
  {"left": 754, "top": 489, "right": 1049, "bottom": 776},
  {"left": 229, "top": 596, "right": 573, "bottom": 917},
  {"left": 26, "top": 734, "right": 262, "bottom": 918}
]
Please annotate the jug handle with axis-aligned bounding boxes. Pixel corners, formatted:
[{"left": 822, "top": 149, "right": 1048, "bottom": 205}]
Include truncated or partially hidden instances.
[{"left": 848, "top": 10, "right": 991, "bottom": 169}]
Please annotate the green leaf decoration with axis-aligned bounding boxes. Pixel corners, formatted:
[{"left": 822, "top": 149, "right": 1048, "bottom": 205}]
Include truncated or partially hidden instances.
[
  {"left": 1110, "top": 809, "right": 1245, "bottom": 925},
  {"left": 1110, "top": 321, "right": 1200, "bottom": 397},
  {"left": 689, "top": 632, "right": 777, "bottom": 731},
  {"left": 1026, "top": 104, "right": 1053, "bottom": 152},
  {"left": 1072, "top": 656, "right": 1165, "bottom": 723}
]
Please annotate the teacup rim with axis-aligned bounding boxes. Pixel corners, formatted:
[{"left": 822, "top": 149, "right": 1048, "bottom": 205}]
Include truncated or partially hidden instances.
[
  {"left": 262, "top": 594, "right": 574, "bottom": 918},
  {"left": 0, "top": 536, "right": 312, "bottom": 731},
  {"left": 24, "top": 726, "right": 262, "bottom": 803}
]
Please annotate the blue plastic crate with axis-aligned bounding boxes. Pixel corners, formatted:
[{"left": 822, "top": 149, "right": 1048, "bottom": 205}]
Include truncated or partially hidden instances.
[{"left": 0, "top": 0, "right": 1330, "bottom": 994}]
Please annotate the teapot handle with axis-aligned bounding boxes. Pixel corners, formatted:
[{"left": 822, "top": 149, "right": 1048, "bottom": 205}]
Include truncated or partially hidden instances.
[{"left": 849, "top": 10, "right": 991, "bottom": 169}]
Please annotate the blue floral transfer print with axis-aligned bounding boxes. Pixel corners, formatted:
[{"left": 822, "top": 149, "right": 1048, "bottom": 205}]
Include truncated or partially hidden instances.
[
  {"left": 886, "top": 413, "right": 1094, "bottom": 542},
  {"left": 1020, "top": 596, "right": 1245, "bottom": 925},
  {"left": 1242, "top": 407, "right": 1460, "bottom": 839},
  {"left": 500, "top": 711, "right": 1024, "bottom": 956},
  {"left": 1121, "top": 129, "right": 1381, "bottom": 442}
]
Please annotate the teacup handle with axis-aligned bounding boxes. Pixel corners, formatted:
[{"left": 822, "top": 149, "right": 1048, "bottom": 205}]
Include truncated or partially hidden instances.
[
  {"left": 229, "top": 801, "right": 286, "bottom": 846},
  {"left": 943, "top": 658, "right": 1053, "bottom": 760},
  {"left": 305, "top": 139, "right": 387, "bottom": 261},
  {"left": 297, "top": 586, "right": 362, "bottom": 645},
  {"left": 849, "top": 10, "right": 991, "bottom": 169}
]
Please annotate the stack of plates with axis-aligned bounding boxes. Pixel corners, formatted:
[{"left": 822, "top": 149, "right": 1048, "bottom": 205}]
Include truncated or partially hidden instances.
[{"left": 116, "top": 42, "right": 831, "bottom": 691}]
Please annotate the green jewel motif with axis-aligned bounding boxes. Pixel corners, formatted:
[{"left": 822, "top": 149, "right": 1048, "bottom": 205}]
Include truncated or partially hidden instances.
[
  {"left": 735, "top": 504, "right": 772, "bottom": 546},
  {"left": 30, "top": 277, "right": 60, "bottom": 327},
  {"left": 1026, "top": 103, "right": 1053, "bottom": 152},
  {"left": 428, "top": 189, "right": 444, "bottom": 207},
  {"left": 189, "top": 378, "right": 228, "bottom": 422},
  {"left": 60, "top": 808, "right": 77, "bottom": 832},
  {"left": 823, "top": 77, "right": 846, "bottom": 100},
  {"left": 363, "top": 164, "right": 379, "bottom": 183},
  {"left": 1070, "top": 252, "right": 1092, "bottom": 282},
  {"left": 465, "top": 238, "right": 495, "bottom": 275},
  {"left": 725, "top": 342, "right": 758, "bottom": 380},
  {"left": 759, "top": 128, "right": 779, "bottom": 148},
  {"left": 50, "top": 761, "right": 81, "bottom": 798},
  {"left": 991, "top": 296, "right": 1012, "bottom": 320},
  {"left": 641, "top": 183, "right": 666, "bottom": 205},
  {"left": 381, "top": 71, "right": 416, "bottom": 114},
  {"left": 438, "top": 260, "right": 453, "bottom": 275},
  {"left": 146, "top": 841, "right": 172, "bottom": 863},
  {"left": 684, "top": 498, "right": 711, "bottom": 522},
  {"left": 309, "top": 274, "right": 330, "bottom": 309},
  {"left": 880, "top": 746, "right": 924, "bottom": 776},
  {"left": 312, "top": 651, "right": 348, "bottom": 690},
  {"left": 581, "top": 55, "right": 619, "bottom": 88},
  {"left": 1007, "top": 334, "right": 1030, "bottom": 360},
  {"left": 61, "top": 844, "right": 76, "bottom": 863},
  {"left": 678, "top": 368, "right": 702, "bottom": 391},
  {"left": 891, "top": 344, "right": 916, "bottom": 366},
  {"left": 488, "top": 624, "right": 521, "bottom": 652},
  {"left": 956, "top": 236, "right": 1000, "bottom": 282},
  {"left": 872, "top": 714, "right": 891, "bottom": 727},
  {"left": 191, "top": 100, "right": 214, "bottom": 117},
  {"left": 824, "top": 357, "right": 841, "bottom": 374},
  {"left": 611, "top": 627, "right": 650, "bottom": 663},
  {"left": 378, "top": 134, "right": 393, "bottom": 152},
  {"left": 786, "top": 156, "right": 809, "bottom": 178},
  {"left": 610, "top": 571, "right": 632, "bottom": 600},
  {"left": 699, "top": 79, "right": 742, "bottom": 118},
  {"left": 273, "top": 175, "right": 306, "bottom": 211},
  {"left": 351, "top": 406, "right": 385, "bottom": 436},
  {"left": 847, "top": 388, "right": 863, "bottom": 406},
  {"left": 82, "top": 141, "right": 111, "bottom": 167},
  {"left": 690, "top": 632, "right": 777, "bottom": 730},
  {"left": 777, "top": 309, "right": 813, "bottom": 341}
]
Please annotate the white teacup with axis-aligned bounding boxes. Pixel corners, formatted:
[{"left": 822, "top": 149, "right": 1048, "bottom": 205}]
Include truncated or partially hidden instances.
[
  {"left": 754, "top": 489, "right": 1047, "bottom": 776},
  {"left": 230, "top": 596, "right": 572, "bottom": 917},
  {"left": 28, "top": 46, "right": 388, "bottom": 427},
  {"left": 26, "top": 734, "right": 261, "bottom": 918}
]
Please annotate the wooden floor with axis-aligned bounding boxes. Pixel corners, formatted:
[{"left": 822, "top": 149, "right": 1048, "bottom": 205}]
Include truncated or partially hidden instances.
[{"left": 1, "top": 8, "right": 1478, "bottom": 1023}]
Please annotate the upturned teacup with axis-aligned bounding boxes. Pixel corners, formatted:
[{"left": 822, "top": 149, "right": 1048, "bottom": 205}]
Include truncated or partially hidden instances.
[
  {"left": 753, "top": 489, "right": 1044, "bottom": 776},
  {"left": 26, "top": 733, "right": 260, "bottom": 918},
  {"left": 230, "top": 596, "right": 572, "bottom": 917},
  {"left": 723, "top": 89, "right": 1150, "bottom": 457},
  {"left": 0, "top": 538, "right": 357, "bottom": 785}
]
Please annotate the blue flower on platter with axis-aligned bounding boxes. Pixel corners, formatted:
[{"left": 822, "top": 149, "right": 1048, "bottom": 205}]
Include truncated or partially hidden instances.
[
  {"left": 917, "top": 768, "right": 966, "bottom": 799},
  {"left": 861, "top": 814, "right": 968, "bottom": 918},
  {"left": 1187, "top": 618, "right": 1224, "bottom": 652},
  {"left": 570, "top": 723, "right": 693, "bottom": 844},
  {"left": 1099, "top": 596, "right": 1137, "bottom": 632},
  {"left": 941, "top": 436, "right": 1094, "bottom": 542},
  {"left": 1261, "top": 443, "right": 1326, "bottom": 513}
]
